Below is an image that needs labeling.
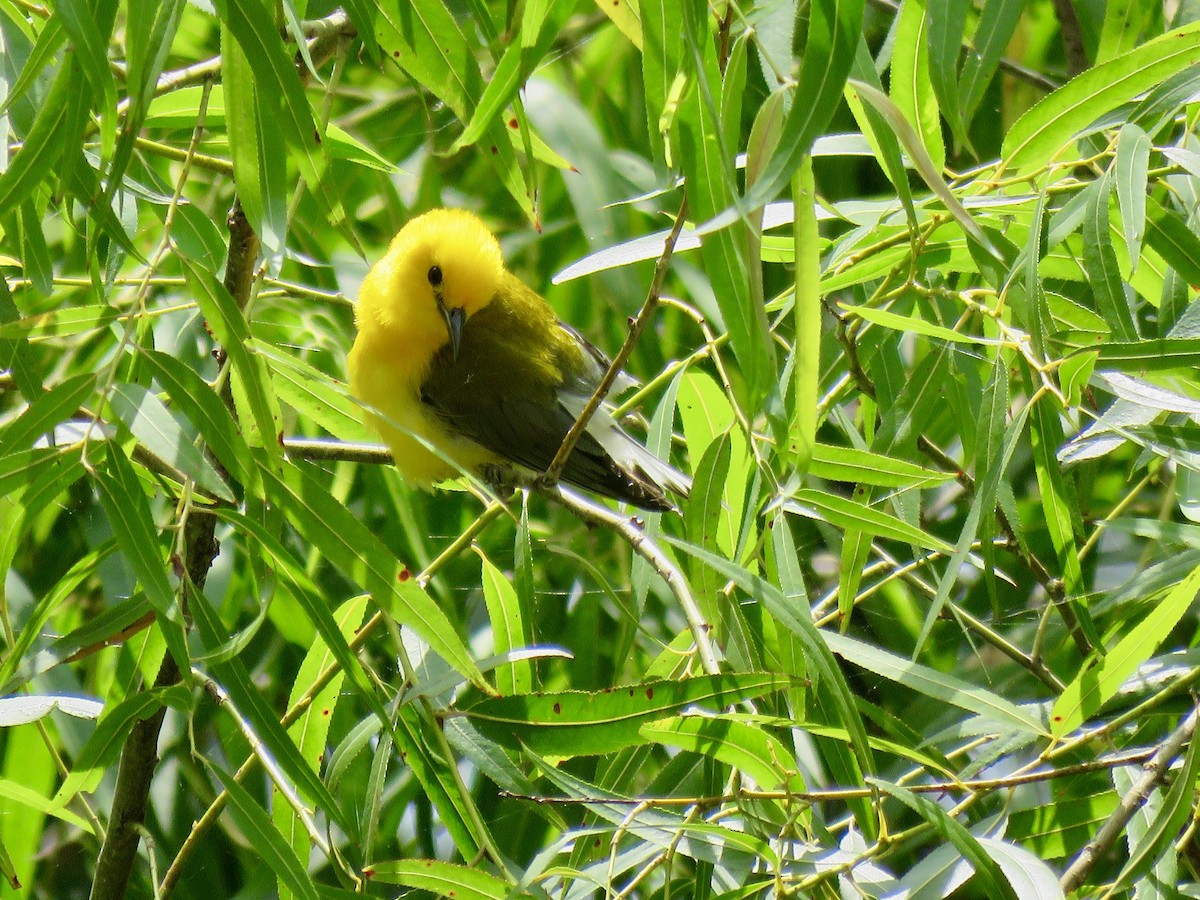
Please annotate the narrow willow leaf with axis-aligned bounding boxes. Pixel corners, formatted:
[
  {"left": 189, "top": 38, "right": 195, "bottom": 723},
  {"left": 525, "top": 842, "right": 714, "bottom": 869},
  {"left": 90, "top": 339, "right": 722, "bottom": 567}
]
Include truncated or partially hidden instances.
[
  {"left": 847, "top": 39, "right": 916, "bottom": 226},
  {"left": 214, "top": 0, "right": 324, "bottom": 190},
  {"left": 890, "top": 0, "right": 943, "bottom": 172},
  {"left": 52, "top": 685, "right": 192, "bottom": 806},
  {"left": 108, "top": 383, "right": 233, "bottom": 501},
  {"left": 849, "top": 80, "right": 999, "bottom": 262},
  {"left": 18, "top": 200, "right": 51, "bottom": 297},
  {"left": 678, "top": 6, "right": 773, "bottom": 407},
  {"left": 209, "top": 764, "right": 320, "bottom": 900},
  {"left": 531, "top": 757, "right": 772, "bottom": 868},
  {"left": 1051, "top": 562, "right": 1200, "bottom": 737},
  {"left": 871, "top": 779, "right": 1018, "bottom": 900},
  {"left": 464, "top": 674, "right": 789, "bottom": 757},
  {"left": 253, "top": 340, "right": 370, "bottom": 443},
  {"left": 1083, "top": 169, "right": 1137, "bottom": 341},
  {"left": 92, "top": 447, "right": 178, "bottom": 625},
  {"left": 260, "top": 461, "right": 483, "bottom": 686},
  {"left": 110, "top": 0, "right": 183, "bottom": 198},
  {"left": 1003, "top": 20, "right": 1200, "bottom": 171},
  {"left": 737, "top": 0, "right": 864, "bottom": 213},
  {"left": 1115, "top": 123, "right": 1151, "bottom": 271},
  {"left": 790, "top": 489, "right": 954, "bottom": 554},
  {"left": 823, "top": 632, "right": 1046, "bottom": 735},
  {"left": 808, "top": 443, "right": 952, "bottom": 488},
  {"left": 925, "top": 0, "right": 970, "bottom": 150},
  {"left": 477, "top": 548, "right": 532, "bottom": 695},
  {"left": 190, "top": 591, "right": 352, "bottom": 835},
  {"left": 1029, "top": 395, "right": 1084, "bottom": 599},
  {"left": 0, "top": 33, "right": 90, "bottom": 219},
  {"left": 660, "top": 536, "right": 876, "bottom": 781},
  {"left": 53, "top": 0, "right": 119, "bottom": 158},
  {"left": 365, "top": 860, "right": 512, "bottom": 899},
  {"left": 958, "top": 0, "right": 1024, "bottom": 122},
  {"left": 640, "top": 0, "right": 677, "bottom": 169},
  {"left": 641, "top": 716, "right": 801, "bottom": 791},
  {"left": 1097, "top": 0, "right": 1158, "bottom": 64},
  {"left": 140, "top": 349, "right": 253, "bottom": 489},
  {"left": 841, "top": 302, "right": 993, "bottom": 344},
  {"left": 0, "top": 371, "right": 94, "bottom": 452},
  {"left": 1086, "top": 339, "right": 1200, "bottom": 372},
  {"left": 180, "top": 257, "right": 282, "bottom": 466},
  {"left": 1144, "top": 196, "right": 1200, "bottom": 288},
  {"left": 791, "top": 156, "right": 819, "bottom": 470},
  {"left": 221, "top": 22, "right": 285, "bottom": 253},
  {"left": 210, "top": 508, "right": 380, "bottom": 709}
]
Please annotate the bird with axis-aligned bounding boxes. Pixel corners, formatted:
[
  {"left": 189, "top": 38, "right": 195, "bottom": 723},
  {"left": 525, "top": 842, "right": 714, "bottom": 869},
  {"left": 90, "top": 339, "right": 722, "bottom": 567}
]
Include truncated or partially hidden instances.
[{"left": 347, "top": 208, "right": 692, "bottom": 511}]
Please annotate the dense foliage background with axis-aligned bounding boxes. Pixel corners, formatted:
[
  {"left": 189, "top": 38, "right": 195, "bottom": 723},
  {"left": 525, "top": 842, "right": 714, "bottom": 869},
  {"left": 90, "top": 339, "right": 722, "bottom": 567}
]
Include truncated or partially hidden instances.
[{"left": 3, "top": 0, "right": 1200, "bottom": 896}]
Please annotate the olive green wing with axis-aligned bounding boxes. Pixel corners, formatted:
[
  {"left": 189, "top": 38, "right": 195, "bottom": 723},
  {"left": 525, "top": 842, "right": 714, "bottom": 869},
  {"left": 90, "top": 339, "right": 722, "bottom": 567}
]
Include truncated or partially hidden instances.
[{"left": 419, "top": 304, "right": 673, "bottom": 509}]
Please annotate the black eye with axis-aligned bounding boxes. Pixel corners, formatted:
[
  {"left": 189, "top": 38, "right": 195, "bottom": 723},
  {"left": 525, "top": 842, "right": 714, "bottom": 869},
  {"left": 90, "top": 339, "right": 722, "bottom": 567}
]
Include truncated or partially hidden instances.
[{"left": 427, "top": 265, "right": 443, "bottom": 287}]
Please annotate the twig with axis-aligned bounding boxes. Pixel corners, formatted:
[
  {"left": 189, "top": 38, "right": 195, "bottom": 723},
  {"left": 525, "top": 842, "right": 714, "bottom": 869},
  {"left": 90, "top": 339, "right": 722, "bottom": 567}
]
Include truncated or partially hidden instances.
[
  {"left": 544, "top": 485, "right": 721, "bottom": 675},
  {"left": 1061, "top": 705, "right": 1199, "bottom": 893},
  {"left": 502, "top": 743, "right": 1159, "bottom": 805},
  {"left": 1050, "top": 0, "right": 1089, "bottom": 78},
  {"left": 540, "top": 198, "right": 689, "bottom": 489}
]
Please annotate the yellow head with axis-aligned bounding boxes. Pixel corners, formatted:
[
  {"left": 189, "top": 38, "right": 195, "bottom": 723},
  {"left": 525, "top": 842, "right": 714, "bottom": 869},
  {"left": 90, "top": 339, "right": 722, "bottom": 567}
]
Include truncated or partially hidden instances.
[{"left": 356, "top": 208, "right": 504, "bottom": 358}]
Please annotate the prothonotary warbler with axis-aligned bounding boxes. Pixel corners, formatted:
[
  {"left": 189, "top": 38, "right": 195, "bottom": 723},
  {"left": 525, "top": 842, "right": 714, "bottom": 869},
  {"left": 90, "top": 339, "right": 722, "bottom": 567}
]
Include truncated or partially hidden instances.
[{"left": 348, "top": 208, "right": 692, "bottom": 510}]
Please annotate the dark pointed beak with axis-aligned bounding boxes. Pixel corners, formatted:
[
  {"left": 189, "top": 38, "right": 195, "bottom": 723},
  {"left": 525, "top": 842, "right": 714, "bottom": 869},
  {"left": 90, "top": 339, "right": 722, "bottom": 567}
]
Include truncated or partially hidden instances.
[{"left": 440, "top": 303, "right": 466, "bottom": 361}]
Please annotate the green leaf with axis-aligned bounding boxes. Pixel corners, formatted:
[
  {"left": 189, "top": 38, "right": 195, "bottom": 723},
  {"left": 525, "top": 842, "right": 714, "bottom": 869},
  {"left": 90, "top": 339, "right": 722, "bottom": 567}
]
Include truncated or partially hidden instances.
[
  {"left": 641, "top": 716, "right": 802, "bottom": 791},
  {"left": 1029, "top": 394, "right": 1084, "bottom": 600},
  {"left": 822, "top": 631, "right": 1047, "bottom": 735},
  {"left": 52, "top": 685, "right": 192, "bottom": 806},
  {"left": 1144, "top": 196, "right": 1200, "bottom": 288},
  {"left": 1051, "top": 562, "right": 1200, "bottom": 737},
  {"left": 465, "top": 674, "right": 789, "bottom": 757},
  {"left": 791, "top": 156, "right": 820, "bottom": 470},
  {"left": 677, "top": 7, "right": 774, "bottom": 408},
  {"left": 0, "top": 372, "right": 94, "bottom": 452},
  {"left": 661, "top": 536, "right": 877, "bottom": 795},
  {"left": 925, "top": 0, "right": 970, "bottom": 150},
  {"left": 1003, "top": 20, "right": 1200, "bottom": 171},
  {"left": 364, "top": 860, "right": 513, "bottom": 899},
  {"left": 958, "top": 0, "right": 1024, "bottom": 122},
  {"left": 180, "top": 256, "right": 282, "bottom": 466},
  {"left": 871, "top": 779, "right": 1019, "bottom": 900},
  {"left": 476, "top": 548, "right": 532, "bottom": 695},
  {"left": 790, "top": 488, "right": 954, "bottom": 554},
  {"left": 259, "top": 461, "right": 484, "bottom": 686},
  {"left": 52, "top": 0, "right": 118, "bottom": 158},
  {"left": 189, "top": 590, "right": 354, "bottom": 836},
  {"left": 739, "top": 0, "right": 864, "bottom": 211},
  {"left": 209, "top": 764, "right": 320, "bottom": 900},
  {"left": 890, "top": 0, "right": 943, "bottom": 172},
  {"left": 0, "top": 34, "right": 90, "bottom": 219},
  {"left": 222, "top": 21, "right": 287, "bottom": 253},
  {"left": 92, "top": 447, "right": 179, "bottom": 628},
  {"left": 139, "top": 349, "right": 253, "bottom": 489},
  {"left": 108, "top": 383, "right": 234, "bottom": 501},
  {"left": 807, "top": 443, "right": 953, "bottom": 488},
  {"left": 212, "top": 0, "right": 325, "bottom": 191},
  {"left": 1110, "top": 712, "right": 1200, "bottom": 892},
  {"left": 1115, "top": 123, "right": 1151, "bottom": 271},
  {"left": 1082, "top": 169, "right": 1137, "bottom": 341}
]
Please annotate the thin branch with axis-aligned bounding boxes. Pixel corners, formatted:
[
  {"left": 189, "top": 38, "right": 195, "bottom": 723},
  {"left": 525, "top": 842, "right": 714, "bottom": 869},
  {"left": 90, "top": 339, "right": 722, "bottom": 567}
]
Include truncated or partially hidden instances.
[
  {"left": 1061, "top": 705, "right": 1200, "bottom": 893},
  {"left": 502, "top": 743, "right": 1159, "bottom": 806},
  {"left": 540, "top": 198, "right": 689, "bottom": 489},
  {"left": 544, "top": 485, "right": 721, "bottom": 676}
]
